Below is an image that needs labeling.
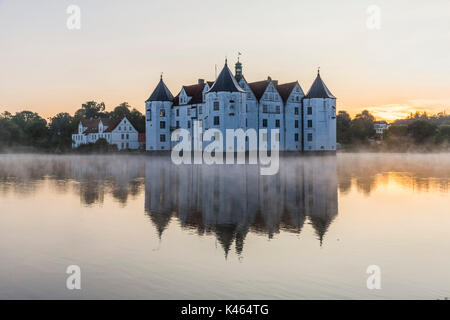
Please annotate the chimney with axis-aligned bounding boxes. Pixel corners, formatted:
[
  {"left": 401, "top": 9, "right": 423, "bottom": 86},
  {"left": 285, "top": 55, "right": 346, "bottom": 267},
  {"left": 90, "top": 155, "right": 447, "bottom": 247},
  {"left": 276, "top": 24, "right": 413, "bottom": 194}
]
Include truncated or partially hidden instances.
[{"left": 198, "top": 79, "right": 205, "bottom": 85}]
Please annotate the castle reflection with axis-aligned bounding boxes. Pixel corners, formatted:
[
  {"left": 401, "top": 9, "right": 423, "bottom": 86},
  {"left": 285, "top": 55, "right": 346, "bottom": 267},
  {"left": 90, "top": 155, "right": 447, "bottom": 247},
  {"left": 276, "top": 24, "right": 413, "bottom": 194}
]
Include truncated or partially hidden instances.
[{"left": 144, "top": 157, "right": 338, "bottom": 256}]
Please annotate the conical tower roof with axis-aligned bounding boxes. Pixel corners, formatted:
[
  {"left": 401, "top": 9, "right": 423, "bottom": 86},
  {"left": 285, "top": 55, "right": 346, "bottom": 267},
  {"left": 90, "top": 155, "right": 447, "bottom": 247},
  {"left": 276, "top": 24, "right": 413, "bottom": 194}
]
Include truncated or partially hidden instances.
[
  {"left": 208, "top": 60, "right": 245, "bottom": 93},
  {"left": 305, "top": 71, "right": 335, "bottom": 99},
  {"left": 146, "top": 76, "right": 174, "bottom": 102}
]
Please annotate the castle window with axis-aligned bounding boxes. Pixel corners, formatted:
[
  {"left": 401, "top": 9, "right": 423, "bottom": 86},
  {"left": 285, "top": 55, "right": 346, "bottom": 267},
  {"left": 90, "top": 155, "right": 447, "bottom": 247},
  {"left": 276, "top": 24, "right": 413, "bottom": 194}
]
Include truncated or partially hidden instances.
[
  {"left": 294, "top": 107, "right": 299, "bottom": 115},
  {"left": 160, "top": 121, "right": 165, "bottom": 129},
  {"left": 308, "top": 120, "right": 313, "bottom": 128},
  {"left": 126, "top": 134, "right": 129, "bottom": 140},
  {"left": 307, "top": 107, "right": 312, "bottom": 115},
  {"left": 160, "top": 134, "right": 166, "bottom": 142},
  {"left": 263, "top": 105, "right": 268, "bottom": 113},
  {"left": 308, "top": 133, "right": 313, "bottom": 142},
  {"left": 295, "top": 133, "right": 299, "bottom": 141},
  {"left": 199, "top": 106, "right": 203, "bottom": 114},
  {"left": 262, "top": 119, "right": 267, "bottom": 127},
  {"left": 296, "top": 96, "right": 300, "bottom": 102},
  {"left": 160, "top": 109, "right": 165, "bottom": 117},
  {"left": 214, "top": 101, "right": 219, "bottom": 110},
  {"left": 176, "top": 109, "right": 179, "bottom": 117},
  {"left": 187, "top": 109, "right": 191, "bottom": 116},
  {"left": 188, "top": 121, "right": 191, "bottom": 128},
  {"left": 121, "top": 134, "right": 124, "bottom": 140},
  {"left": 214, "top": 116, "right": 220, "bottom": 125},
  {"left": 275, "top": 119, "right": 280, "bottom": 128},
  {"left": 176, "top": 121, "right": 180, "bottom": 128},
  {"left": 295, "top": 120, "right": 299, "bottom": 128},
  {"left": 276, "top": 106, "right": 280, "bottom": 114}
]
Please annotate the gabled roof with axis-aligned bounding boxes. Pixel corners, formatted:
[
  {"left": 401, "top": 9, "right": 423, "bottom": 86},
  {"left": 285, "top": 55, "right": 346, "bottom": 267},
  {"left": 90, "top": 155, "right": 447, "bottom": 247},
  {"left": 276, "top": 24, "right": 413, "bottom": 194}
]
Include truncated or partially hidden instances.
[
  {"left": 146, "top": 77, "right": 174, "bottom": 102},
  {"left": 183, "top": 83, "right": 206, "bottom": 104},
  {"left": 247, "top": 80, "right": 271, "bottom": 101},
  {"left": 77, "top": 118, "right": 121, "bottom": 134},
  {"left": 102, "top": 119, "right": 121, "bottom": 132},
  {"left": 305, "top": 73, "right": 335, "bottom": 99},
  {"left": 277, "top": 82, "right": 300, "bottom": 104},
  {"left": 172, "top": 81, "right": 215, "bottom": 106},
  {"left": 208, "top": 61, "right": 245, "bottom": 93}
]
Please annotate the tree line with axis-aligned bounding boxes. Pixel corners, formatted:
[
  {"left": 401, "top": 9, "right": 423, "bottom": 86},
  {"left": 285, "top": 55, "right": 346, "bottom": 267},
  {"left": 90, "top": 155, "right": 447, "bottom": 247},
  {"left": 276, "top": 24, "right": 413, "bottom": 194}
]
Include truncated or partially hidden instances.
[
  {"left": 337, "top": 110, "right": 450, "bottom": 151},
  {"left": 0, "top": 101, "right": 145, "bottom": 152}
]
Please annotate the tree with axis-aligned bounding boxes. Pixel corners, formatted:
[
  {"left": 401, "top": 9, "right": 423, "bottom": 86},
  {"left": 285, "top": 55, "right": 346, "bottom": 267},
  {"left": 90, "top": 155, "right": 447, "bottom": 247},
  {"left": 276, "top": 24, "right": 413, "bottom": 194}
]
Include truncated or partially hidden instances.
[
  {"left": 350, "top": 110, "right": 375, "bottom": 141},
  {"left": 435, "top": 124, "right": 450, "bottom": 144},
  {"left": 75, "top": 101, "right": 106, "bottom": 119},
  {"left": 11, "top": 111, "right": 48, "bottom": 146},
  {"left": 49, "top": 112, "right": 74, "bottom": 150},
  {"left": 111, "top": 102, "right": 132, "bottom": 119},
  {"left": 407, "top": 120, "right": 437, "bottom": 143},
  {"left": 110, "top": 102, "right": 145, "bottom": 133},
  {"left": 385, "top": 124, "right": 408, "bottom": 138},
  {"left": 337, "top": 111, "right": 352, "bottom": 144},
  {"left": 128, "top": 108, "right": 145, "bottom": 133}
]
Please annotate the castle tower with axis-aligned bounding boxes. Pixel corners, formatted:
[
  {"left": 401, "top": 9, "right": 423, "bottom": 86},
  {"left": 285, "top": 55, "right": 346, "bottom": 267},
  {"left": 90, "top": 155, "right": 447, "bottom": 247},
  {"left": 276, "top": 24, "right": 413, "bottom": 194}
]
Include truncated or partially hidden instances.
[
  {"left": 206, "top": 60, "right": 247, "bottom": 152},
  {"left": 145, "top": 75, "right": 174, "bottom": 151},
  {"left": 302, "top": 69, "right": 336, "bottom": 152}
]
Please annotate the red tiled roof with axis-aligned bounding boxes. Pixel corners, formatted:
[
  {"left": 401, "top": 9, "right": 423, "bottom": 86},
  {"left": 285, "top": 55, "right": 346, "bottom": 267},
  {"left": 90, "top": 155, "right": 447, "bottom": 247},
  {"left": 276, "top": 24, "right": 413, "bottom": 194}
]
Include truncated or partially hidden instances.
[
  {"left": 77, "top": 118, "right": 121, "bottom": 134},
  {"left": 183, "top": 83, "right": 206, "bottom": 104},
  {"left": 277, "top": 82, "right": 298, "bottom": 104},
  {"left": 103, "top": 119, "right": 121, "bottom": 132},
  {"left": 248, "top": 80, "right": 271, "bottom": 101},
  {"left": 172, "top": 81, "right": 213, "bottom": 107}
]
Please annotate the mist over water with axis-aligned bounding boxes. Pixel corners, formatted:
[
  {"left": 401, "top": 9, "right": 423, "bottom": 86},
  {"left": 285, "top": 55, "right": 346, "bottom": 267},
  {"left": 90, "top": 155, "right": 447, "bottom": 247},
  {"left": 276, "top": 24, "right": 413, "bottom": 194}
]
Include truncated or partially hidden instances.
[{"left": 0, "top": 153, "right": 449, "bottom": 299}]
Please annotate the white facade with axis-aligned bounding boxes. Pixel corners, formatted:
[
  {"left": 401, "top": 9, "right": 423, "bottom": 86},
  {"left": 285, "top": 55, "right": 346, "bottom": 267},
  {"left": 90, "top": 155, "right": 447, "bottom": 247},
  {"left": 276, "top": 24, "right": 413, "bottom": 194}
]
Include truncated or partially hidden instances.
[
  {"left": 72, "top": 117, "right": 140, "bottom": 150},
  {"left": 145, "top": 61, "right": 337, "bottom": 152},
  {"left": 374, "top": 121, "right": 390, "bottom": 135}
]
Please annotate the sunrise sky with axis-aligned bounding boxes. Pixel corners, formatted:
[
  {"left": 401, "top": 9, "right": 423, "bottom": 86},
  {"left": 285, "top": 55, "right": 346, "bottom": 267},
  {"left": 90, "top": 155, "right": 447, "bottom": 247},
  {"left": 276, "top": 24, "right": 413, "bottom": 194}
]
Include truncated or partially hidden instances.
[{"left": 1, "top": 0, "right": 449, "bottom": 121}]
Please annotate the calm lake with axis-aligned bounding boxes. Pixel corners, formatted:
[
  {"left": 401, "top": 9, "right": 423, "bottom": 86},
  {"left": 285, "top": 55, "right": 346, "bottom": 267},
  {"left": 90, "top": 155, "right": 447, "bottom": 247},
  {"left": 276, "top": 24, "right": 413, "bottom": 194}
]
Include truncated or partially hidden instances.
[{"left": 0, "top": 153, "right": 449, "bottom": 299}]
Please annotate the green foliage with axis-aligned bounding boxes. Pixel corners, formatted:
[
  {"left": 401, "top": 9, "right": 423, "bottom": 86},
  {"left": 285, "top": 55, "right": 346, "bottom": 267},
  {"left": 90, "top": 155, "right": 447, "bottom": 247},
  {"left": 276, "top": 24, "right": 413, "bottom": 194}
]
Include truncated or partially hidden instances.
[
  {"left": 337, "top": 111, "right": 352, "bottom": 144},
  {"left": 349, "top": 110, "right": 376, "bottom": 141},
  {"left": 385, "top": 125, "right": 408, "bottom": 138},
  {"left": 75, "top": 101, "right": 106, "bottom": 119},
  {"left": 407, "top": 120, "right": 437, "bottom": 143},
  {"left": 435, "top": 124, "right": 450, "bottom": 144}
]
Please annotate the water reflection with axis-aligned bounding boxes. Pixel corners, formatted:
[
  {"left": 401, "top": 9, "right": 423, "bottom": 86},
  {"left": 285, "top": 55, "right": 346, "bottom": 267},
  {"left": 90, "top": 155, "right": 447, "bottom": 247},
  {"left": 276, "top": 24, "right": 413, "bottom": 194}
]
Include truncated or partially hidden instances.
[
  {"left": 144, "top": 157, "right": 338, "bottom": 256},
  {"left": 0, "top": 155, "right": 145, "bottom": 205},
  {"left": 1, "top": 153, "right": 449, "bottom": 257}
]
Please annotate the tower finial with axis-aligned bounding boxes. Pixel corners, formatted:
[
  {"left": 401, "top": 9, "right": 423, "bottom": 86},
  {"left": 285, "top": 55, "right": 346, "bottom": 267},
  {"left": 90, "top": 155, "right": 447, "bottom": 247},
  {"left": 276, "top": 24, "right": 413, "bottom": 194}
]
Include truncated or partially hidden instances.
[
  {"left": 318, "top": 66, "right": 320, "bottom": 76},
  {"left": 160, "top": 72, "right": 163, "bottom": 81},
  {"left": 225, "top": 57, "right": 228, "bottom": 66}
]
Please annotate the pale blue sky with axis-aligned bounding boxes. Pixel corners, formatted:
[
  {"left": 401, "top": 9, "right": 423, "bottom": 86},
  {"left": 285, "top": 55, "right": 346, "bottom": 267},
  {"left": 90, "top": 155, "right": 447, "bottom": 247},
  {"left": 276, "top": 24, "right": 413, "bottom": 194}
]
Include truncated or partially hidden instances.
[{"left": 1, "top": 0, "right": 449, "bottom": 120}]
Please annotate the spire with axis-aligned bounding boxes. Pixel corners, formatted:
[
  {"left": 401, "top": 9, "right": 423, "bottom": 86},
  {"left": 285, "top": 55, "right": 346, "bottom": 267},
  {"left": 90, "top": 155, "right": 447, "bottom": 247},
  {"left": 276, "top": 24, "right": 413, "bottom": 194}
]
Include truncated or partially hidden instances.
[
  {"left": 235, "top": 54, "right": 243, "bottom": 78},
  {"left": 305, "top": 70, "right": 335, "bottom": 99},
  {"left": 208, "top": 62, "right": 245, "bottom": 93},
  {"left": 146, "top": 76, "right": 174, "bottom": 102}
]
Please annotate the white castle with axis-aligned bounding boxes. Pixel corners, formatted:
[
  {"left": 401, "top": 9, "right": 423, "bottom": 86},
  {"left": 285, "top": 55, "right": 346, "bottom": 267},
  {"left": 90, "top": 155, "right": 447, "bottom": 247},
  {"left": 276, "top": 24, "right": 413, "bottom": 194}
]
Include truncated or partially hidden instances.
[{"left": 145, "top": 60, "right": 336, "bottom": 152}]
